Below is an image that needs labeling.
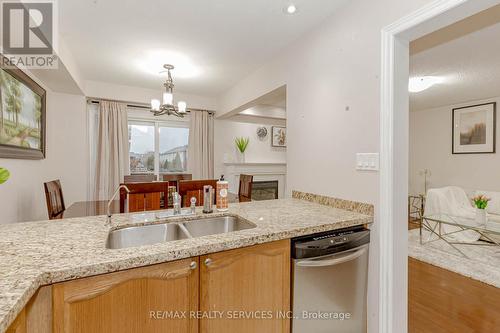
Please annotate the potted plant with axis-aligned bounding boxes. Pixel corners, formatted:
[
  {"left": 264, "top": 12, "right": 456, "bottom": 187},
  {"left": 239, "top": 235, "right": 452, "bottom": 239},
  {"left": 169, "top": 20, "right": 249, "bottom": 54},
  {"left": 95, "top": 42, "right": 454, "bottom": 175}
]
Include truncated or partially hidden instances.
[
  {"left": 0, "top": 167, "right": 10, "bottom": 184},
  {"left": 234, "top": 137, "right": 249, "bottom": 163},
  {"left": 472, "top": 194, "right": 490, "bottom": 225}
]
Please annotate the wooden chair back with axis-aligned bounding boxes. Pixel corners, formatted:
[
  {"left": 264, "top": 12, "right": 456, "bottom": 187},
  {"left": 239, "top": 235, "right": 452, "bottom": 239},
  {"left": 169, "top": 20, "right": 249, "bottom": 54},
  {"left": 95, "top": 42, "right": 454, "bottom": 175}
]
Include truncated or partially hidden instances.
[
  {"left": 124, "top": 174, "right": 157, "bottom": 183},
  {"left": 161, "top": 173, "right": 192, "bottom": 190},
  {"left": 44, "top": 180, "right": 66, "bottom": 219},
  {"left": 120, "top": 181, "right": 169, "bottom": 213},
  {"left": 178, "top": 179, "right": 217, "bottom": 207},
  {"left": 238, "top": 174, "right": 254, "bottom": 202}
]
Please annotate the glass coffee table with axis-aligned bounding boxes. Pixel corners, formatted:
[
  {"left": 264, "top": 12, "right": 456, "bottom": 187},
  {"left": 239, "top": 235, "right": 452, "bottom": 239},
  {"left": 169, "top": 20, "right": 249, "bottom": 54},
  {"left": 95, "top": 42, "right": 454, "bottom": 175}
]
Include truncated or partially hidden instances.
[{"left": 421, "top": 213, "right": 500, "bottom": 257}]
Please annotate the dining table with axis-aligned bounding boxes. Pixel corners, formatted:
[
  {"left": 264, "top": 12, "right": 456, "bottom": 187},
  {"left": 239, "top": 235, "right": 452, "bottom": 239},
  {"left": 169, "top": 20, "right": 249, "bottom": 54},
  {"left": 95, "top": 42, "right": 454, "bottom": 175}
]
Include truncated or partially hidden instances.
[{"left": 62, "top": 192, "right": 241, "bottom": 219}]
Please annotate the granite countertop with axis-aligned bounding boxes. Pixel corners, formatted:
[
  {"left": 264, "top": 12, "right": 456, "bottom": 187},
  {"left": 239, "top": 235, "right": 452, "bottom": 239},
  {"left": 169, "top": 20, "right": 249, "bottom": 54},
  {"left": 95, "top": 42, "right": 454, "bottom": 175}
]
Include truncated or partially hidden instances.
[{"left": 0, "top": 196, "right": 373, "bottom": 332}]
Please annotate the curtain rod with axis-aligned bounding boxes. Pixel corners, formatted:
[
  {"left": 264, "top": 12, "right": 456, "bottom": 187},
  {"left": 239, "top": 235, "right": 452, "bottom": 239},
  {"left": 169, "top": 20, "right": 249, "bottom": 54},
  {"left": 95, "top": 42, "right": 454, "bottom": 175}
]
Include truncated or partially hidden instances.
[{"left": 86, "top": 97, "right": 216, "bottom": 115}]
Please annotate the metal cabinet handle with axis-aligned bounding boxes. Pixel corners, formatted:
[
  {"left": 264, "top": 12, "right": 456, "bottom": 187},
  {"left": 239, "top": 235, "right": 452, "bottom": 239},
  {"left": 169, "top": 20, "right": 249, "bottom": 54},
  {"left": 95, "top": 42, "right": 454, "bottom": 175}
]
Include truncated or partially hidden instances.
[
  {"left": 189, "top": 261, "right": 197, "bottom": 270},
  {"left": 204, "top": 258, "right": 212, "bottom": 267},
  {"left": 296, "top": 245, "right": 368, "bottom": 267}
]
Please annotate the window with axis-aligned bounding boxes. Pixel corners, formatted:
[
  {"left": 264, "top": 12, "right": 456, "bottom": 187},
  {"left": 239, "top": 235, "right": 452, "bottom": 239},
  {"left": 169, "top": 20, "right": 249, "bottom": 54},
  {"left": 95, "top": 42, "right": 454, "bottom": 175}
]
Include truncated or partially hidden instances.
[
  {"left": 159, "top": 126, "right": 189, "bottom": 173},
  {"left": 129, "top": 122, "right": 155, "bottom": 173},
  {"left": 128, "top": 120, "right": 189, "bottom": 176}
]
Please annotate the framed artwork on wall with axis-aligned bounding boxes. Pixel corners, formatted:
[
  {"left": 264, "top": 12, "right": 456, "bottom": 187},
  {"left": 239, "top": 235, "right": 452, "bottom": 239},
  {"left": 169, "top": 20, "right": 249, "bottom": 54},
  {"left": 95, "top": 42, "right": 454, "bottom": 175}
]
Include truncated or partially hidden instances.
[
  {"left": 271, "top": 126, "right": 286, "bottom": 147},
  {"left": 452, "top": 102, "right": 496, "bottom": 154},
  {"left": 0, "top": 56, "right": 46, "bottom": 159}
]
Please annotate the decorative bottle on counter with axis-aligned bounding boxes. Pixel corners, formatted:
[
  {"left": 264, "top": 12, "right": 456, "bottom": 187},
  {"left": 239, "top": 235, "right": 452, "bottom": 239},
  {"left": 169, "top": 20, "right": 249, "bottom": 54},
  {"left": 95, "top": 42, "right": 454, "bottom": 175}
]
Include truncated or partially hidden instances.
[
  {"left": 203, "top": 185, "right": 214, "bottom": 214},
  {"left": 216, "top": 175, "right": 229, "bottom": 211}
]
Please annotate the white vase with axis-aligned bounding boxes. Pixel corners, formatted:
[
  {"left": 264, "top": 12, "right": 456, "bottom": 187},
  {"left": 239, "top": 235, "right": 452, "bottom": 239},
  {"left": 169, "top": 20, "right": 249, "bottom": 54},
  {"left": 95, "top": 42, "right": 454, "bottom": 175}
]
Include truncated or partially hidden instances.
[
  {"left": 475, "top": 208, "right": 487, "bottom": 225},
  {"left": 236, "top": 151, "right": 245, "bottom": 163}
]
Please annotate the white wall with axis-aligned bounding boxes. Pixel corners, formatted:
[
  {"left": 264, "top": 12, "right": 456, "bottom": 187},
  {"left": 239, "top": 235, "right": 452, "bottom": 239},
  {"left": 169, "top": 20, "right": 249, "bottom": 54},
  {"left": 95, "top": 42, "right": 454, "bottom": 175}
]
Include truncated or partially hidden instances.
[
  {"left": 216, "top": 1, "right": 436, "bottom": 331},
  {"left": 214, "top": 120, "right": 287, "bottom": 178},
  {"left": 0, "top": 91, "right": 87, "bottom": 224},
  {"left": 410, "top": 96, "right": 500, "bottom": 195},
  {"left": 218, "top": 0, "right": 433, "bottom": 204}
]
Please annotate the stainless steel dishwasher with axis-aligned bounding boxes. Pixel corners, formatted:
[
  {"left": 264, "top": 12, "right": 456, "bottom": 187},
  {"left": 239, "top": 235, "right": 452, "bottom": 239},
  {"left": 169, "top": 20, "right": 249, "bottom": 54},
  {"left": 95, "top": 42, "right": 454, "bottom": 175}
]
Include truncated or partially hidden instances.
[{"left": 292, "top": 226, "right": 370, "bottom": 333}]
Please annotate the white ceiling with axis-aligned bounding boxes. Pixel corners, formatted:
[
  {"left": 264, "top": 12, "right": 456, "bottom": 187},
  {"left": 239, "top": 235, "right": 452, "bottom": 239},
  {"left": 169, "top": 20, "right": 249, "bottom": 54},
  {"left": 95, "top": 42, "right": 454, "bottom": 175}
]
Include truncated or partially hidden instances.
[
  {"left": 410, "top": 6, "right": 500, "bottom": 111},
  {"left": 60, "top": 0, "right": 347, "bottom": 97}
]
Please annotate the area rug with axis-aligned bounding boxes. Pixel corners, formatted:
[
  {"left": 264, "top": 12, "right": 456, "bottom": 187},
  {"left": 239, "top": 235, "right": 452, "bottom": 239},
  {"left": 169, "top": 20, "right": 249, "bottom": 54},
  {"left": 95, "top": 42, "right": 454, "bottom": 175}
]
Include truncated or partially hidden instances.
[{"left": 408, "top": 228, "right": 500, "bottom": 288}]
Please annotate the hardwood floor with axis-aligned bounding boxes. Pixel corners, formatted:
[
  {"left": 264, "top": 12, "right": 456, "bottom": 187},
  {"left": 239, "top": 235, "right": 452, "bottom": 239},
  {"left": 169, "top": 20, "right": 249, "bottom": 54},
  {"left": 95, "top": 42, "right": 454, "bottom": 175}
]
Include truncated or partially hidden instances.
[
  {"left": 408, "top": 219, "right": 420, "bottom": 230},
  {"left": 408, "top": 219, "right": 500, "bottom": 332}
]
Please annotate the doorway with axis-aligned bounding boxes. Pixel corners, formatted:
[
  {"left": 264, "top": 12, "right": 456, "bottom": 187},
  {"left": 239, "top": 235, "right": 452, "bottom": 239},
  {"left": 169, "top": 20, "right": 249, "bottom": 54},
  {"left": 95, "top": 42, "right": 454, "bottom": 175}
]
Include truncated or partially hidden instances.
[{"left": 379, "top": 0, "right": 500, "bottom": 332}]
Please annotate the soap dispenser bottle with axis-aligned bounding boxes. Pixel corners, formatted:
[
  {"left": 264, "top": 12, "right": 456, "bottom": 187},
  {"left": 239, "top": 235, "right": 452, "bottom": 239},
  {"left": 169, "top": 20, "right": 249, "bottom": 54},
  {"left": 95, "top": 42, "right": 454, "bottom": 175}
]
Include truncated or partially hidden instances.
[
  {"left": 202, "top": 185, "right": 214, "bottom": 213},
  {"left": 216, "top": 175, "right": 229, "bottom": 211}
]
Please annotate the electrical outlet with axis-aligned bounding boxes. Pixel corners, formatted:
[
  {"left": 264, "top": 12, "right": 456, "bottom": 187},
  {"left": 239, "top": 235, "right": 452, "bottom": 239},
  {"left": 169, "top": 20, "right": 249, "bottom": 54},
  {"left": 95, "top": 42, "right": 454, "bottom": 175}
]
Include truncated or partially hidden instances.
[{"left": 356, "top": 153, "right": 379, "bottom": 171}]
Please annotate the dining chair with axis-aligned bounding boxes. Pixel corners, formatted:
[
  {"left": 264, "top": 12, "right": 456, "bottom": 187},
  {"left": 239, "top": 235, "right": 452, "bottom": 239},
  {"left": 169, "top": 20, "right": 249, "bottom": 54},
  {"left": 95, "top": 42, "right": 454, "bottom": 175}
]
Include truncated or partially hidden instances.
[
  {"left": 44, "top": 180, "right": 66, "bottom": 219},
  {"left": 178, "top": 179, "right": 217, "bottom": 207},
  {"left": 161, "top": 173, "right": 192, "bottom": 190},
  {"left": 160, "top": 174, "right": 192, "bottom": 206},
  {"left": 124, "top": 174, "right": 157, "bottom": 183},
  {"left": 238, "top": 174, "right": 254, "bottom": 202},
  {"left": 120, "top": 181, "right": 169, "bottom": 213}
]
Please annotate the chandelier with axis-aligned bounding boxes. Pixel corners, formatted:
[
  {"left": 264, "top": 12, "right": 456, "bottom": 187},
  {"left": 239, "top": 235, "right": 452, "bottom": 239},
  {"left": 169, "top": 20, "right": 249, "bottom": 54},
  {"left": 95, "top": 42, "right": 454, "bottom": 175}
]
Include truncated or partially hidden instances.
[{"left": 150, "top": 64, "right": 187, "bottom": 117}]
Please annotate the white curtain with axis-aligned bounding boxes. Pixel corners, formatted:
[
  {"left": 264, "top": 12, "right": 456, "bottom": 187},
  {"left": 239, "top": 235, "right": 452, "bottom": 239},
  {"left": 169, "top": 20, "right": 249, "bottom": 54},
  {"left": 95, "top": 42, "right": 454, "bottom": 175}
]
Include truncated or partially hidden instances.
[
  {"left": 87, "top": 102, "right": 99, "bottom": 201},
  {"left": 95, "top": 101, "right": 130, "bottom": 200},
  {"left": 187, "top": 111, "right": 214, "bottom": 179}
]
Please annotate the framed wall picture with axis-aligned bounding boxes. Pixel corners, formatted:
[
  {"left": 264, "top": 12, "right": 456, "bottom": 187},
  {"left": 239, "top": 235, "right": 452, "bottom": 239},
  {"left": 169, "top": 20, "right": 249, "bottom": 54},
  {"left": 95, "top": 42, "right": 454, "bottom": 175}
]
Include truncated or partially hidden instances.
[
  {"left": 452, "top": 102, "right": 496, "bottom": 154},
  {"left": 272, "top": 126, "right": 286, "bottom": 147},
  {"left": 0, "top": 56, "right": 46, "bottom": 159}
]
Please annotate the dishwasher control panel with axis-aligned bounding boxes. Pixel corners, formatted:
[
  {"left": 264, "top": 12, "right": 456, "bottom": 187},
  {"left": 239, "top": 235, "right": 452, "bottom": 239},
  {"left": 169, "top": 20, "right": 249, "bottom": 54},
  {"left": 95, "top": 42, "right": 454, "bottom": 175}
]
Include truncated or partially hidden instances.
[{"left": 292, "top": 226, "right": 369, "bottom": 259}]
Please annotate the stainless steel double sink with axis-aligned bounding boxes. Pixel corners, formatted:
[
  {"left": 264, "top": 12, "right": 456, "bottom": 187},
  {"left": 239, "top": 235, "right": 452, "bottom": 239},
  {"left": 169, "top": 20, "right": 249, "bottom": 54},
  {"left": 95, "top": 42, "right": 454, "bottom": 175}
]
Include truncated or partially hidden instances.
[{"left": 106, "top": 215, "right": 256, "bottom": 249}]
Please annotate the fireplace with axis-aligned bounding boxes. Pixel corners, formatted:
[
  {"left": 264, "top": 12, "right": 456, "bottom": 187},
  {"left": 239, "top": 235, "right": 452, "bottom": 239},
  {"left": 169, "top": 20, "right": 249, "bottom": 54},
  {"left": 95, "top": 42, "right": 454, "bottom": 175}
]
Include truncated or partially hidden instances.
[
  {"left": 251, "top": 180, "right": 279, "bottom": 201},
  {"left": 224, "top": 162, "right": 286, "bottom": 199}
]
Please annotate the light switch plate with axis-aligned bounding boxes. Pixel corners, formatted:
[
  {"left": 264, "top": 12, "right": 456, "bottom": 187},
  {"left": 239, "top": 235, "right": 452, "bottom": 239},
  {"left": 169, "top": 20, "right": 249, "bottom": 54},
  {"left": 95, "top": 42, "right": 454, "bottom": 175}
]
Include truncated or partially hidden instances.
[{"left": 356, "top": 153, "right": 379, "bottom": 171}]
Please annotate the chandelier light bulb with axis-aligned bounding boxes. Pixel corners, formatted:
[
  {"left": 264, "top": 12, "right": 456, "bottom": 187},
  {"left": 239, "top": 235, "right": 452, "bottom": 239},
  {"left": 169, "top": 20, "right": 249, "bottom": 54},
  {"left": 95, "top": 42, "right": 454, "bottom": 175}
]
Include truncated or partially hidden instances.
[
  {"left": 163, "top": 92, "right": 173, "bottom": 105},
  {"left": 151, "top": 99, "right": 160, "bottom": 111},
  {"left": 178, "top": 101, "right": 187, "bottom": 113}
]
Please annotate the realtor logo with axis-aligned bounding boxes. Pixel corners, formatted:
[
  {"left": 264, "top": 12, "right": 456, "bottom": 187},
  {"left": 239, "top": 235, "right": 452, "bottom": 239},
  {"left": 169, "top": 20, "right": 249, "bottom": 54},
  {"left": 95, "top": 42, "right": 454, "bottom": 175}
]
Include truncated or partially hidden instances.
[{"left": 0, "top": 0, "right": 58, "bottom": 68}]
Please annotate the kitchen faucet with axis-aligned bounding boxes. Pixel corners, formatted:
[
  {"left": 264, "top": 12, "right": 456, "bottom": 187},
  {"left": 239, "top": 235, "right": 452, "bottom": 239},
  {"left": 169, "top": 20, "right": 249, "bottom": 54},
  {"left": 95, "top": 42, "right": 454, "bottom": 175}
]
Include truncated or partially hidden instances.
[
  {"left": 173, "top": 192, "right": 182, "bottom": 215},
  {"left": 107, "top": 185, "right": 130, "bottom": 223}
]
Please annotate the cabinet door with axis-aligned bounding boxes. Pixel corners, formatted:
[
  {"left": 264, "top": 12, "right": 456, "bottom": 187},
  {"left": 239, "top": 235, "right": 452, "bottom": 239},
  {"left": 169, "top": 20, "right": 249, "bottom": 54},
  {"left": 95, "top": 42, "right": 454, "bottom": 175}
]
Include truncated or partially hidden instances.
[
  {"left": 53, "top": 258, "right": 199, "bottom": 333},
  {"left": 6, "top": 309, "right": 26, "bottom": 333},
  {"left": 6, "top": 286, "right": 52, "bottom": 333},
  {"left": 200, "top": 240, "right": 290, "bottom": 333}
]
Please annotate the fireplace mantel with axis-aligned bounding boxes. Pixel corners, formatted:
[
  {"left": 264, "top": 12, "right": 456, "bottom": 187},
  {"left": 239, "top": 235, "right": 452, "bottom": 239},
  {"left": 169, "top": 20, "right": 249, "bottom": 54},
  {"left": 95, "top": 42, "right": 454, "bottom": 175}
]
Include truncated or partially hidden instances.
[{"left": 223, "top": 162, "right": 287, "bottom": 198}]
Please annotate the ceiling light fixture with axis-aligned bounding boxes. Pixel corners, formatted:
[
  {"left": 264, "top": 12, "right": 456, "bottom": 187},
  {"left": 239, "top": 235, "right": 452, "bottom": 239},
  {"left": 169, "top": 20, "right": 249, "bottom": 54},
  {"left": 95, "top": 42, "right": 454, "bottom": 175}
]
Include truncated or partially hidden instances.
[
  {"left": 285, "top": 4, "right": 297, "bottom": 14},
  {"left": 150, "top": 64, "right": 187, "bottom": 117},
  {"left": 409, "top": 76, "right": 444, "bottom": 93}
]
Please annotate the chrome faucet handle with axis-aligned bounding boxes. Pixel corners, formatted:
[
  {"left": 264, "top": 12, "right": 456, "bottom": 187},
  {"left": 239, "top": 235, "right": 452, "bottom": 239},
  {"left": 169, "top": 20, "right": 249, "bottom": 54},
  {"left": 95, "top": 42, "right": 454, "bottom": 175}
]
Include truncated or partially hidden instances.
[{"left": 190, "top": 197, "right": 197, "bottom": 214}]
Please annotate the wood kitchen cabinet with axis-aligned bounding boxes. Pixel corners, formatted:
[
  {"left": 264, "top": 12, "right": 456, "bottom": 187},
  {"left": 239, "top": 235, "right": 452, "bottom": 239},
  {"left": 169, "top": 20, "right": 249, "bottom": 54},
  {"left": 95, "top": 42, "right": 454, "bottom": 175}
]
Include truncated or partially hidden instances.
[
  {"left": 52, "top": 258, "right": 199, "bottom": 333},
  {"left": 5, "top": 310, "right": 25, "bottom": 333},
  {"left": 6, "top": 240, "right": 291, "bottom": 333},
  {"left": 200, "top": 239, "right": 291, "bottom": 333},
  {"left": 6, "top": 286, "right": 52, "bottom": 333}
]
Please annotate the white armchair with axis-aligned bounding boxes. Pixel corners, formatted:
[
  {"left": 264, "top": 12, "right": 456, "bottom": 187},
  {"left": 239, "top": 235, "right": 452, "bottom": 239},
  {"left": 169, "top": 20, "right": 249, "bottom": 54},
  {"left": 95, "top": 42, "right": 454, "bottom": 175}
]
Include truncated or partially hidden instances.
[{"left": 424, "top": 186, "right": 480, "bottom": 242}]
